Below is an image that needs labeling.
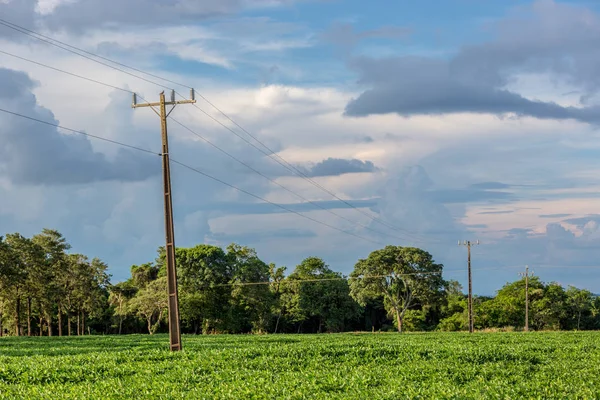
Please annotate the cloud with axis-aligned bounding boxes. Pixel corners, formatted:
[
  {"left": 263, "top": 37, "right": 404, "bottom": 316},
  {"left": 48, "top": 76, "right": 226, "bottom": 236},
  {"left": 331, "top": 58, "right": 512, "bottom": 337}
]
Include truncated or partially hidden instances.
[
  {"left": 345, "top": 0, "right": 600, "bottom": 124},
  {"left": 0, "top": 68, "right": 159, "bottom": 185},
  {"left": 470, "top": 182, "right": 511, "bottom": 190},
  {"left": 39, "top": 0, "right": 251, "bottom": 31},
  {"left": 540, "top": 213, "right": 572, "bottom": 218},
  {"left": 299, "top": 157, "right": 379, "bottom": 177},
  {"left": 321, "top": 22, "right": 411, "bottom": 49}
]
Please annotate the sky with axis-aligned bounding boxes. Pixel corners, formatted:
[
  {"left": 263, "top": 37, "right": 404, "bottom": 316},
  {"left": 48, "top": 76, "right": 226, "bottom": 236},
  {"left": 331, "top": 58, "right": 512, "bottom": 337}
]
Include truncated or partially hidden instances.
[{"left": 1, "top": 0, "right": 600, "bottom": 295}]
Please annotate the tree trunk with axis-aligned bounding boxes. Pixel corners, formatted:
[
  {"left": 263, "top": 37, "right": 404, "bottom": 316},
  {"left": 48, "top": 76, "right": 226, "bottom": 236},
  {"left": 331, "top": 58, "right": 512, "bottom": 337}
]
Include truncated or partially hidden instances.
[
  {"left": 47, "top": 312, "right": 53, "bottom": 336},
  {"left": 77, "top": 312, "right": 80, "bottom": 336},
  {"left": 14, "top": 287, "right": 21, "bottom": 336},
  {"left": 147, "top": 317, "right": 153, "bottom": 334},
  {"left": 396, "top": 309, "right": 402, "bottom": 333},
  {"left": 577, "top": 310, "right": 582, "bottom": 330},
  {"left": 27, "top": 298, "right": 32, "bottom": 336},
  {"left": 58, "top": 308, "right": 62, "bottom": 337},
  {"left": 82, "top": 312, "right": 85, "bottom": 335},
  {"left": 0, "top": 311, "right": 3, "bottom": 336},
  {"left": 118, "top": 316, "right": 123, "bottom": 335},
  {"left": 67, "top": 314, "right": 72, "bottom": 336},
  {"left": 274, "top": 311, "right": 282, "bottom": 334},
  {"left": 39, "top": 316, "right": 43, "bottom": 336}
]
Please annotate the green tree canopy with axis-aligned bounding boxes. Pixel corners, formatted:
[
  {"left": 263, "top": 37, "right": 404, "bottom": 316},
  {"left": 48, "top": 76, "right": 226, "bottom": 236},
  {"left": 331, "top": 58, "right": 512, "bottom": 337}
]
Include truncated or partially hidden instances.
[{"left": 350, "top": 246, "right": 445, "bottom": 333}]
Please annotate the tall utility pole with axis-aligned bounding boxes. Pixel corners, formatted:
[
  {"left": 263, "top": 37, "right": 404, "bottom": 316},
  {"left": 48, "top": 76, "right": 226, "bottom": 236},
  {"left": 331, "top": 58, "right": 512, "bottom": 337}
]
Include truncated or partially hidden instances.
[
  {"left": 519, "top": 266, "right": 534, "bottom": 332},
  {"left": 459, "top": 240, "right": 479, "bottom": 333},
  {"left": 132, "top": 89, "right": 196, "bottom": 351}
]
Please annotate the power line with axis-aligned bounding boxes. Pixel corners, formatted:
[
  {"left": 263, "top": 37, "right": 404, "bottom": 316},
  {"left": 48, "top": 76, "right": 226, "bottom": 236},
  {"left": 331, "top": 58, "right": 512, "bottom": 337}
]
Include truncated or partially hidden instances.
[
  {"left": 0, "top": 106, "right": 385, "bottom": 246},
  {"left": 179, "top": 94, "right": 439, "bottom": 242},
  {"left": 0, "top": 19, "right": 173, "bottom": 91},
  {"left": 173, "top": 264, "right": 600, "bottom": 289},
  {"left": 0, "top": 50, "right": 131, "bottom": 94},
  {"left": 0, "top": 107, "right": 160, "bottom": 156},
  {"left": 169, "top": 116, "right": 424, "bottom": 244},
  {"left": 0, "top": 49, "right": 403, "bottom": 244},
  {"left": 0, "top": 17, "right": 438, "bottom": 245},
  {"left": 169, "top": 158, "right": 384, "bottom": 245},
  {"left": 0, "top": 18, "right": 190, "bottom": 90}
]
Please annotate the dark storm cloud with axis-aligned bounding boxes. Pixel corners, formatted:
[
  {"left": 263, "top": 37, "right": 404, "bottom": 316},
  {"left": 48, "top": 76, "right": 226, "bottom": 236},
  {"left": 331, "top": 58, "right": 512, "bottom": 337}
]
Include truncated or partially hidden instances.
[
  {"left": 0, "top": 0, "right": 37, "bottom": 38},
  {"left": 0, "top": 68, "right": 158, "bottom": 185},
  {"left": 301, "top": 157, "right": 379, "bottom": 177},
  {"left": 344, "top": 0, "right": 600, "bottom": 124}
]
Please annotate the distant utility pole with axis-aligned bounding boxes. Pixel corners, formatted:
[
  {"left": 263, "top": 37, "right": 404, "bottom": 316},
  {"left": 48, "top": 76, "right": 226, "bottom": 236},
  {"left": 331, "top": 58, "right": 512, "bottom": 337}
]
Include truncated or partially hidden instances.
[
  {"left": 519, "top": 266, "right": 534, "bottom": 332},
  {"left": 132, "top": 89, "right": 196, "bottom": 352},
  {"left": 459, "top": 240, "right": 479, "bottom": 333}
]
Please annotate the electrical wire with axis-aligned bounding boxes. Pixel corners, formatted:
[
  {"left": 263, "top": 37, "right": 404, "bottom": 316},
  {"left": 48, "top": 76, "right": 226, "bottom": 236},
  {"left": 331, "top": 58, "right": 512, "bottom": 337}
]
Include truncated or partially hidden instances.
[
  {"left": 188, "top": 264, "right": 600, "bottom": 288},
  {"left": 0, "top": 107, "right": 160, "bottom": 156},
  {"left": 169, "top": 158, "right": 384, "bottom": 245},
  {"left": 169, "top": 116, "right": 431, "bottom": 245},
  {"left": 0, "top": 48, "right": 423, "bottom": 245},
  {"left": 0, "top": 19, "right": 172, "bottom": 91},
  {"left": 0, "top": 17, "right": 440, "bottom": 244},
  {"left": 0, "top": 106, "right": 384, "bottom": 246}
]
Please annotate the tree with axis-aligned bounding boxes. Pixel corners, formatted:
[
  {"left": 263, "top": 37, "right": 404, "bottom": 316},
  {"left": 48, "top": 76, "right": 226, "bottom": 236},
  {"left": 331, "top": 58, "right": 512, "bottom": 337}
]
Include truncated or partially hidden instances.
[
  {"left": 227, "top": 244, "right": 273, "bottom": 333},
  {"left": 32, "top": 229, "right": 71, "bottom": 336},
  {"left": 130, "top": 263, "right": 159, "bottom": 289},
  {"left": 532, "top": 282, "right": 567, "bottom": 330},
  {"left": 286, "top": 257, "right": 359, "bottom": 333},
  {"left": 566, "top": 286, "right": 593, "bottom": 330},
  {"left": 350, "top": 246, "right": 444, "bottom": 333},
  {"left": 108, "top": 281, "right": 136, "bottom": 334},
  {"left": 269, "top": 264, "right": 287, "bottom": 333},
  {"left": 0, "top": 234, "right": 27, "bottom": 336},
  {"left": 128, "top": 277, "right": 168, "bottom": 334},
  {"left": 175, "top": 244, "right": 231, "bottom": 333},
  {"left": 438, "top": 280, "right": 468, "bottom": 332}
]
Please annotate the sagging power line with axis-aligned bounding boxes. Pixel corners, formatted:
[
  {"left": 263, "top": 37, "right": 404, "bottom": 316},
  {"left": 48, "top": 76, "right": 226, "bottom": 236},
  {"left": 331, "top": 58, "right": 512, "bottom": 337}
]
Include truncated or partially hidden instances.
[
  {"left": 0, "top": 107, "right": 384, "bottom": 246},
  {"left": 0, "top": 49, "right": 422, "bottom": 246},
  {"left": 0, "top": 17, "right": 440, "bottom": 246}
]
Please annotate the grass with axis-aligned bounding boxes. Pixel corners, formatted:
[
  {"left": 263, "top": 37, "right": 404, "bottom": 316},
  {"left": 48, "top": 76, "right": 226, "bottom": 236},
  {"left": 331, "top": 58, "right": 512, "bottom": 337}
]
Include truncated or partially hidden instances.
[{"left": 1, "top": 332, "right": 599, "bottom": 399}]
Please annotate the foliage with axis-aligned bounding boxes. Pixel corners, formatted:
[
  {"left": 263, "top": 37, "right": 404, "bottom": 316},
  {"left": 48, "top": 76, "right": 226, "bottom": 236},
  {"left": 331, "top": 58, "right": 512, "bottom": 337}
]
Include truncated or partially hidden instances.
[
  {"left": 1, "top": 333, "right": 600, "bottom": 398},
  {"left": 283, "top": 257, "right": 360, "bottom": 333},
  {"left": 349, "top": 246, "right": 445, "bottom": 333},
  {"left": 2, "top": 231, "right": 600, "bottom": 336}
]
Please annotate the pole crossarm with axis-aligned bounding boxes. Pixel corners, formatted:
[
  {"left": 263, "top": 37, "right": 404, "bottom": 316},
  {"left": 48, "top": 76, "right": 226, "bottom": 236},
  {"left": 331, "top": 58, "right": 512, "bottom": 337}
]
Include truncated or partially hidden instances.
[{"left": 132, "top": 99, "right": 196, "bottom": 108}]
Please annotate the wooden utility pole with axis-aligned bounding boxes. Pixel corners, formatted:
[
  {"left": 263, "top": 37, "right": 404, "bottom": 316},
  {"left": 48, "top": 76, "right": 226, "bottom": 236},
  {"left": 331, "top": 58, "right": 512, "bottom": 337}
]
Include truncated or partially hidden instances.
[
  {"left": 459, "top": 240, "right": 479, "bottom": 333},
  {"left": 132, "top": 89, "right": 196, "bottom": 351},
  {"left": 519, "top": 266, "right": 533, "bottom": 332}
]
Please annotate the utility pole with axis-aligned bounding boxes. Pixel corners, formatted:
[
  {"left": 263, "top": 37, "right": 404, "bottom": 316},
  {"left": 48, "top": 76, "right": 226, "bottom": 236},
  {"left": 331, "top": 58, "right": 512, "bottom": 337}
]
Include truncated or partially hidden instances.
[
  {"left": 132, "top": 89, "right": 196, "bottom": 351},
  {"left": 459, "top": 240, "right": 479, "bottom": 333},
  {"left": 519, "top": 266, "right": 534, "bottom": 332}
]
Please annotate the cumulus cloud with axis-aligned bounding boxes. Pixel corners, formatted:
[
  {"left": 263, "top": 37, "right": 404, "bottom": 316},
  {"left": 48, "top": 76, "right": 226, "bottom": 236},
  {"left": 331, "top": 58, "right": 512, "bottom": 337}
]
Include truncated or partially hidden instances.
[
  {"left": 345, "top": 0, "right": 600, "bottom": 124},
  {"left": 0, "top": 68, "right": 159, "bottom": 185}
]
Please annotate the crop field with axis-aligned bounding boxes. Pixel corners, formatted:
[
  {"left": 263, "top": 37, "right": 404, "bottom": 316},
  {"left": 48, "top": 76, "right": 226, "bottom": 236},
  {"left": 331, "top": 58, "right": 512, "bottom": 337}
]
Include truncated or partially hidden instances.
[{"left": 1, "top": 333, "right": 599, "bottom": 399}]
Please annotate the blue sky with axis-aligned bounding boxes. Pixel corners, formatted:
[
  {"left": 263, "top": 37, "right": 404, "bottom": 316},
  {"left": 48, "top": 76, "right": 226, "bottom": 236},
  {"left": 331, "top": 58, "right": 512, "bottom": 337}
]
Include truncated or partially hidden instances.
[{"left": 2, "top": 0, "right": 600, "bottom": 295}]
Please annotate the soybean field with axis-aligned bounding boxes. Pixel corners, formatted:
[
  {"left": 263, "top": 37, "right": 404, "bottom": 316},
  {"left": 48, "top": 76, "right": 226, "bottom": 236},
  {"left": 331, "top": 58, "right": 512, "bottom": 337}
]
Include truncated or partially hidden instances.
[{"left": 1, "top": 332, "right": 599, "bottom": 399}]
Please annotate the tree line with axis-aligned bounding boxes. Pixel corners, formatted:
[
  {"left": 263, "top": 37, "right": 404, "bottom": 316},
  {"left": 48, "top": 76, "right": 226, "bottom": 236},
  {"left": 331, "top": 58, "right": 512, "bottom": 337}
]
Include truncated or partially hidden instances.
[{"left": 1, "top": 229, "right": 599, "bottom": 336}]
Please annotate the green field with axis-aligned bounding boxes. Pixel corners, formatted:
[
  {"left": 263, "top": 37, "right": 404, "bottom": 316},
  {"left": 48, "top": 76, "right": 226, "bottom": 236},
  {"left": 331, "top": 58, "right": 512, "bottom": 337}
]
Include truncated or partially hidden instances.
[{"left": 1, "top": 333, "right": 599, "bottom": 399}]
